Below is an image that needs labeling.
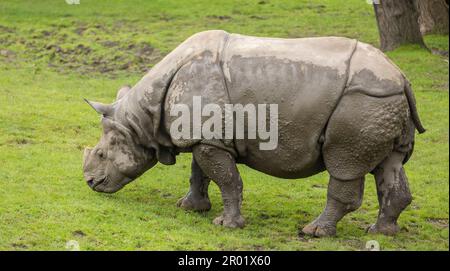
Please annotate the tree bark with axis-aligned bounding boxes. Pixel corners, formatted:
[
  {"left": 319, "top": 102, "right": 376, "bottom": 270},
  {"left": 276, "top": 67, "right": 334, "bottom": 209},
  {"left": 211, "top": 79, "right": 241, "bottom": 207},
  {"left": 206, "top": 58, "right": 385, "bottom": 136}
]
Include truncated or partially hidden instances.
[
  {"left": 373, "top": 0, "right": 427, "bottom": 51},
  {"left": 416, "top": 0, "right": 449, "bottom": 35}
]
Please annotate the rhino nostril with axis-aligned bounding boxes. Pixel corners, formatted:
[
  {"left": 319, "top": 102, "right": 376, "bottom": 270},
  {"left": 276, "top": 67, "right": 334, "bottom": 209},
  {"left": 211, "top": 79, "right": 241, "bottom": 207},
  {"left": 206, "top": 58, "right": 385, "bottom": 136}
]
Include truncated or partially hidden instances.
[{"left": 87, "top": 179, "right": 94, "bottom": 188}]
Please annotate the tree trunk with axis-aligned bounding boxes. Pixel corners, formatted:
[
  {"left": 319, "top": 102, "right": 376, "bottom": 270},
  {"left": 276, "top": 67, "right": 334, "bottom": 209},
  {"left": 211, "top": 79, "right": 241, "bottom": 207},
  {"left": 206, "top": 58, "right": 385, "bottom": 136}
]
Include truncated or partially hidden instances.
[
  {"left": 373, "top": 0, "right": 427, "bottom": 51},
  {"left": 416, "top": 0, "right": 449, "bottom": 35}
]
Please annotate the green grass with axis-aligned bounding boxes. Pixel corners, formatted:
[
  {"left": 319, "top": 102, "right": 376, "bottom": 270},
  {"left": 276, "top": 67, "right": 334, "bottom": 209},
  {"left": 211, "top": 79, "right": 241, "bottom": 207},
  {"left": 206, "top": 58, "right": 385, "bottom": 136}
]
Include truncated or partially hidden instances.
[{"left": 0, "top": 0, "right": 448, "bottom": 251}]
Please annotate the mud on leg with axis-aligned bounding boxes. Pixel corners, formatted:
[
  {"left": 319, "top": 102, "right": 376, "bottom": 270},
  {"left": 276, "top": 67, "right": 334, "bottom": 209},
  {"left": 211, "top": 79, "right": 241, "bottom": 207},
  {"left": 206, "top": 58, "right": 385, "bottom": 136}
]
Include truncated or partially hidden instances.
[
  {"left": 177, "top": 155, "right": 212, "bottom": 211},
  {"left": 302, "top": 176, "right": 365, "bottom": 237},
  {"left": 193, "top": 144, "right": 244, "bottom": 228},
  {"left": 368, "top": 151, "right": 412, "bottom": 235}
]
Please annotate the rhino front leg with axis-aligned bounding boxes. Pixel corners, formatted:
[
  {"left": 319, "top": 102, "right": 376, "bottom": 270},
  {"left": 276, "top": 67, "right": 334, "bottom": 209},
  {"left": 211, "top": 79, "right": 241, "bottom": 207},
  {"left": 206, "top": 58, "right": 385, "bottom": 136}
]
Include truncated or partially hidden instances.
[
  {"left": 177, "top": 156, "right": 212, "bottom": 211},
  {"left": 193, "top": 144, "right": 245, "bottom": 228},
  {"left": 302, "top": 176, "right": 365, "bottom": 237}
]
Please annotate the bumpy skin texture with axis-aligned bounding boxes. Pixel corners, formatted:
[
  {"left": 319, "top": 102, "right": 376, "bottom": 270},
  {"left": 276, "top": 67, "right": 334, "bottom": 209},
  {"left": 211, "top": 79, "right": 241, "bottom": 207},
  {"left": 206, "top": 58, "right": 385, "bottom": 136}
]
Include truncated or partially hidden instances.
[{"left": 83, "top": 30, "right": 425, "bottom": 238}]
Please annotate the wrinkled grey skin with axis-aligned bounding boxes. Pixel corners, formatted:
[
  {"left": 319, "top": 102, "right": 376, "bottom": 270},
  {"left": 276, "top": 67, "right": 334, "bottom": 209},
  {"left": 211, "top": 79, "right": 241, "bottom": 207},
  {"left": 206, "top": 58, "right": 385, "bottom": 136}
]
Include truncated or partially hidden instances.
[{"left": 83, "top": 30, "right": 425, "bottom": 237}]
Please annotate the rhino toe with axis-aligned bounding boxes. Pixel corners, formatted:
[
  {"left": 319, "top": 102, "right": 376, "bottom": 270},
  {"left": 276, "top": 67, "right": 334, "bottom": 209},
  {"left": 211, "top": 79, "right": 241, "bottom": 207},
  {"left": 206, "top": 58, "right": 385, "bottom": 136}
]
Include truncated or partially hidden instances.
[
  {"left": 213, "top": 214, "right": 245, "bottom": 229},
  {"left": 176, "top": 195, "right": 211, "bottom": 212},
  {"left": 367, "top": 223, "right": 400, "bottom": 236},
  {"left": 302, "top": 220, "right": 336, "bottom": 237}
]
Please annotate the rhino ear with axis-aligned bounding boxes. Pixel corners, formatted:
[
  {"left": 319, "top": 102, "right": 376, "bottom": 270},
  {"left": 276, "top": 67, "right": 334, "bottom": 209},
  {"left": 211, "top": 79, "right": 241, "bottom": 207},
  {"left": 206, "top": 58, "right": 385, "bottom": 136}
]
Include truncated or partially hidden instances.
[
  {"left": 156, "top": 146, "right": 176, "bottom": 165},
  {"left": 84, "top": 99, "right": 115, "bottom": 117},
  {"left": 116, "top": 85, "right": 131, "bottom": 101}
]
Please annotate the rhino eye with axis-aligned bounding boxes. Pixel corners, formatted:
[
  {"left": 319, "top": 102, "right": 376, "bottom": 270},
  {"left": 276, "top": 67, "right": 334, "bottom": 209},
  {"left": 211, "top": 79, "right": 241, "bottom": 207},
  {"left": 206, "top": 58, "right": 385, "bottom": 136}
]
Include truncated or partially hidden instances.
[{"left": 97, "top": 149, "right": 105, "bottom": 159}]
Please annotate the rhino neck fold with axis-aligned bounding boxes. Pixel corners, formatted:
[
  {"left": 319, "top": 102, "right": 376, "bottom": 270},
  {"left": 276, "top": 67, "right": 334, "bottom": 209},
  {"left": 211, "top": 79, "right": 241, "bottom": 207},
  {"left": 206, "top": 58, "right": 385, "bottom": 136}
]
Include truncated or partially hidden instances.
[
  {"left": 116, "top": 89, "right": 160, "bottom": 150},
  {"left": 115, "top": 30, "right": 230, "bottom": 152},
  {"left": 114, "top": 49, "right": 187, "bottom": 150}
]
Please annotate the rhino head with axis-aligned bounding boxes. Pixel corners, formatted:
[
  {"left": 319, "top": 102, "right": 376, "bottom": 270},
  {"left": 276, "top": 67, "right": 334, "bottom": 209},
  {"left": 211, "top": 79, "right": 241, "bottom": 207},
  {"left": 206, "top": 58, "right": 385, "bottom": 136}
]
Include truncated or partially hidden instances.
[{"left": 82, "top": 85, "right": 161, "bottom": 193}]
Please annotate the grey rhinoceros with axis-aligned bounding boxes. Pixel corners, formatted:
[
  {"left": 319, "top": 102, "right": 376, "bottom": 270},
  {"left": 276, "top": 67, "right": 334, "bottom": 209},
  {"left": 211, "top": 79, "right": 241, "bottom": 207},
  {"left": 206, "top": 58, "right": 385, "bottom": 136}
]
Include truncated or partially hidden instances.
[{"left": 83, "top": 30, "right": 425, "bottom": 237}]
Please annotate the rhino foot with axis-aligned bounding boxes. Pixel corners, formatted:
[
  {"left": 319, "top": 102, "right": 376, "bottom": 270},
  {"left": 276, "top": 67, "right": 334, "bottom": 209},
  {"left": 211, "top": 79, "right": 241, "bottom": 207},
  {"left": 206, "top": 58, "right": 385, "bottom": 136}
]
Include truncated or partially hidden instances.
[
  {"left": 176, "top": 194, "right": 211, "bottom": 212},
  {"left": 302, "top": 220, "right": 336, "bottom": 237},
  {"left": 213, "top": 214, "right": 245, "bottom": 229},
  {"left": 367, "top": 223, "right": 400, "bottom": 236}
]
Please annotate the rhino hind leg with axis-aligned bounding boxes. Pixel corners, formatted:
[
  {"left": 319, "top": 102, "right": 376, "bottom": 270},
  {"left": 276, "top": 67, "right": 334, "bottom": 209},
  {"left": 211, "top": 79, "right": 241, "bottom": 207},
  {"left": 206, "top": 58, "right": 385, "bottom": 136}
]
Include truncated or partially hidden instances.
[
  {"left": 192, "top": 144, "right": 245, "bottom": 228},
  {"left": 368, "top": 151, "right": 412, "bottom": 235},
  {"left": 318, "top": 91, "right": 412, "bottom": 236},
  {"left": 177, "top": 155, "right": 212, "bottom": 212},
  {"left": 368, "top": 113, "right": 415, "bottom": 235},
  {"left": 302, "top": 176, "right": 365, "bottom": 237}
]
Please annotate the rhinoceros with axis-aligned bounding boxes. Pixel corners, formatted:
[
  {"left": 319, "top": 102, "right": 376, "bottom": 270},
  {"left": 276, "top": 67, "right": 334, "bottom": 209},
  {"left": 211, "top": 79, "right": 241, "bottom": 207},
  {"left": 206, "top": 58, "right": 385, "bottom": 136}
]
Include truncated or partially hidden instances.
[{"left": 83, "top": 30, "right": 425, "bottom": 237}]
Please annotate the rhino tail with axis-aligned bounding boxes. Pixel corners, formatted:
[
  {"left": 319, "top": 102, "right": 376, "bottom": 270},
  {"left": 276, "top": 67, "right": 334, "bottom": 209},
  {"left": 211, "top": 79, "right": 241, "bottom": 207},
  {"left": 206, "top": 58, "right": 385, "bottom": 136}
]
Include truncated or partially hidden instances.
[{"left": 404, "top": 79, "right": 426, "bottom": 134}]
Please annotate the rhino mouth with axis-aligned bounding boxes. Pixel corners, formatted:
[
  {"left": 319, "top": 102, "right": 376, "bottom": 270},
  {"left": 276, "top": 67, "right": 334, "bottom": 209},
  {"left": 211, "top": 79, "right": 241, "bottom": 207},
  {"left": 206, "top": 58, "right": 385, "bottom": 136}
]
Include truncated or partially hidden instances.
[
  {"left": 86, "top": 175, "right": 134, "bottom": 193},
  {"left": 87, "top": 177, "right": 108, "bottom": 190}
]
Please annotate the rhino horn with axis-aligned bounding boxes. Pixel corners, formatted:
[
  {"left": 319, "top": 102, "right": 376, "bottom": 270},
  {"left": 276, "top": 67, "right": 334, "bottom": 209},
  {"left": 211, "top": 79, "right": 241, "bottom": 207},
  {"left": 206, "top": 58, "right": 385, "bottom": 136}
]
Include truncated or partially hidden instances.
[{"left": 84, "top": 99, "right": 115, "bottom": 117}]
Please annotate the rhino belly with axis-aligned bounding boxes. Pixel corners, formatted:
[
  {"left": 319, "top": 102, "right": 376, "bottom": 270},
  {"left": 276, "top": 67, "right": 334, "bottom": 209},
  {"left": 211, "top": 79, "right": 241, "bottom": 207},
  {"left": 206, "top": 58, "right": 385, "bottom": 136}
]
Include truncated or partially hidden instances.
[{"left": 223, "top": 35, "right": 356, "bottom": 178}]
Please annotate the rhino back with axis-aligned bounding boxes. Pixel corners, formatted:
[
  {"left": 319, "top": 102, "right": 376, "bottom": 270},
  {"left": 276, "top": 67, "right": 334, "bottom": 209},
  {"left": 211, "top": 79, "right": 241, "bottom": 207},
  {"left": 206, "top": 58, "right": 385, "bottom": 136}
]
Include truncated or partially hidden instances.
[
  {"left": 345, "top": 41, "right": 405, "bottom": 97},
  {"left": 222, "top": 35, "right": 358, "bottom": 178}
]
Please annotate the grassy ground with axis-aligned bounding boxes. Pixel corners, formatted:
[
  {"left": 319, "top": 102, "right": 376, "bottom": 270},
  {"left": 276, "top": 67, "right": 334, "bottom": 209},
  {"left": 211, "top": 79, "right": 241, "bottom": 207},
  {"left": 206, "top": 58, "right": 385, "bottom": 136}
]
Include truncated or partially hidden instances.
[{"left": 0, "top": 0, "right": 448, "bottom": 251}]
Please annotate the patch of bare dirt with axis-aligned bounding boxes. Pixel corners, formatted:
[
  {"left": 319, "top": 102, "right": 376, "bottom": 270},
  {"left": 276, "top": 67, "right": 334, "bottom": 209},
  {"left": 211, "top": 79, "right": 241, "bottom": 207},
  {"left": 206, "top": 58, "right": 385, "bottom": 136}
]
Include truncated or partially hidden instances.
[
  {"left": 207, "top": 15, "right": 232, "bottom": 20},
  {"left": 72, "top": 230, "right": 86, "bottom": 237},
  {"left": 0, "top": 25, "right": 15, "bottom": 33},
  {"left": 11, "top": 243, "right": 28, "bottom": 249},
  {"left": 0, "top": 49, "right": 16, "bottom": 61},
  {"left": 249, "top": 15, "right": 268, "bottom": 20},
  {"left": 427, "top": 218, "right": 449, "bottom": 229},
  {"left": 1, "top": 21, "right": 163, "bottom": 77},
  {"left": 431, "top": 48, "right": 449, "bottom": 58}
]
